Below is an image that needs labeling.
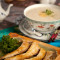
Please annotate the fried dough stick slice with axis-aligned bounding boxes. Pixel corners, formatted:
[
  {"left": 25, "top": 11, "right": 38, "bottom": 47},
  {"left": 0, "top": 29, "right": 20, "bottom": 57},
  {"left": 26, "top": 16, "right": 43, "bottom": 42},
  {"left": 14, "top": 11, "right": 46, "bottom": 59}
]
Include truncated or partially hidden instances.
[
  {"left": 25, "top": 48, "right": 46, "bottom": 60},
  {"left": 5, "top": 42, "right": 40, "bottom": 60},
  {"left": 2, "top": 42, "right": 30, "bottom": 59}
]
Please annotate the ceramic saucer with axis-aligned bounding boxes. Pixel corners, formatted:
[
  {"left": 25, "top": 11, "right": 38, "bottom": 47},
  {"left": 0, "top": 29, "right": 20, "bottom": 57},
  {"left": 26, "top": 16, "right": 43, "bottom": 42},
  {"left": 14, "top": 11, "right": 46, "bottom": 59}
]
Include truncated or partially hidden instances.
[{"left": 19, "top": 20, "right": 60, "bottom": 42}]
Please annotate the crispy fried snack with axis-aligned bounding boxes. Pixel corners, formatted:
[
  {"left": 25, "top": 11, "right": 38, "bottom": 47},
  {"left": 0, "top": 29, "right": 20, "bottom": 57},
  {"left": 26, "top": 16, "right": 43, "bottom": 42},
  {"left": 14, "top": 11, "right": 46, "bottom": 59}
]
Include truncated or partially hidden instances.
[
  {"left": 1, "top": 42, "right": 31, "bottom": 59},
  {"left": 25, "top": 48, "right": 46, "bottom": 60},
  {"left": 0, "top": 32, "right": 60, "bottom": 60},
  {"left": 5, "top": 42, "right": 40, "bottom": 60}
]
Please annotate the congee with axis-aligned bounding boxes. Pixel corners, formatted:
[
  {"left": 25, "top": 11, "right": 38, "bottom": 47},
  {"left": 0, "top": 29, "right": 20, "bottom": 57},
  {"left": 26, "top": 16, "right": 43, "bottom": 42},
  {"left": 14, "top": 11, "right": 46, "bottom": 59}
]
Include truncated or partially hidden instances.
[{"left": 25, "top": 6, "right": 60, "bottom": 22}]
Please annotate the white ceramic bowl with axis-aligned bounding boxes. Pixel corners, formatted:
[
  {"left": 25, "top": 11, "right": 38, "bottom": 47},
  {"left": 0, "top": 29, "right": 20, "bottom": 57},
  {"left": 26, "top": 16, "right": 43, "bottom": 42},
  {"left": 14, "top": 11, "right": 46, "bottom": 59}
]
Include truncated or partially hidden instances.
[{"left": 24, "top": 4, "right": 60, "bottom": 33}]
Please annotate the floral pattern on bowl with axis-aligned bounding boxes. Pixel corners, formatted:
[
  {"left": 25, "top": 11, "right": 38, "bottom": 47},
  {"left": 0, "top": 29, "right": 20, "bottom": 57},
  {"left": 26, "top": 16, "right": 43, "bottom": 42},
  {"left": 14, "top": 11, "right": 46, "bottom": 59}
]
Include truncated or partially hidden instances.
[{"left": 25, "top": 19, "right": 60, "bottom": 33}]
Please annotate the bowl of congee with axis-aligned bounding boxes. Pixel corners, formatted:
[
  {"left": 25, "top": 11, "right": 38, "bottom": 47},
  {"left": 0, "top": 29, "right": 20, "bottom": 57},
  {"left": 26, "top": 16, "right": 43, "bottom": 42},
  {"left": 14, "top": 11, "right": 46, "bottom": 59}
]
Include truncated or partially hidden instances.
[{"left": 24, "top": 4, "right": 60, "bottom": 33}]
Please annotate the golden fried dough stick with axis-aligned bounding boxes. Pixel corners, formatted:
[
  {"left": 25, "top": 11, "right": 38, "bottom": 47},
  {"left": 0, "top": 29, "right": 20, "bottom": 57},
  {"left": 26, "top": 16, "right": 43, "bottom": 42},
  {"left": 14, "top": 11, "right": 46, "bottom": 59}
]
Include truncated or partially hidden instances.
[
  {"left": 2, "top": 42, "right": 30, "bottom": 59},
  {"left": 24, "top": 48, "right": 46, "bottom": 60},
  {"left": 9, "top": 33, "right": 60, "bottom": 55},
  {"left": 5, "top": 42, "right": 40, "bottom": 60}
]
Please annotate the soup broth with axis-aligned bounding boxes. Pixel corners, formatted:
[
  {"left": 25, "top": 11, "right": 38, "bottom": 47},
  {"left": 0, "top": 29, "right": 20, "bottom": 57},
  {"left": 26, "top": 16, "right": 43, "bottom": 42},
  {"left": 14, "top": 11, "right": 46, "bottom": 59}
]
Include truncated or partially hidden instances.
[{"left": 25, "top": 6, "right": 60, "bottom": 22}]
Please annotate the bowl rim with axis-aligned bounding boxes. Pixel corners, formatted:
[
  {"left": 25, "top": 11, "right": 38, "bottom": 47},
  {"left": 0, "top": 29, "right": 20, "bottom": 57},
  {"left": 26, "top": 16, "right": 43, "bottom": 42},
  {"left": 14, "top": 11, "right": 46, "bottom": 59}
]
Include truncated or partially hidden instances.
[{"left": 24, "top": 4, "right": 60, "bottom": 23}]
